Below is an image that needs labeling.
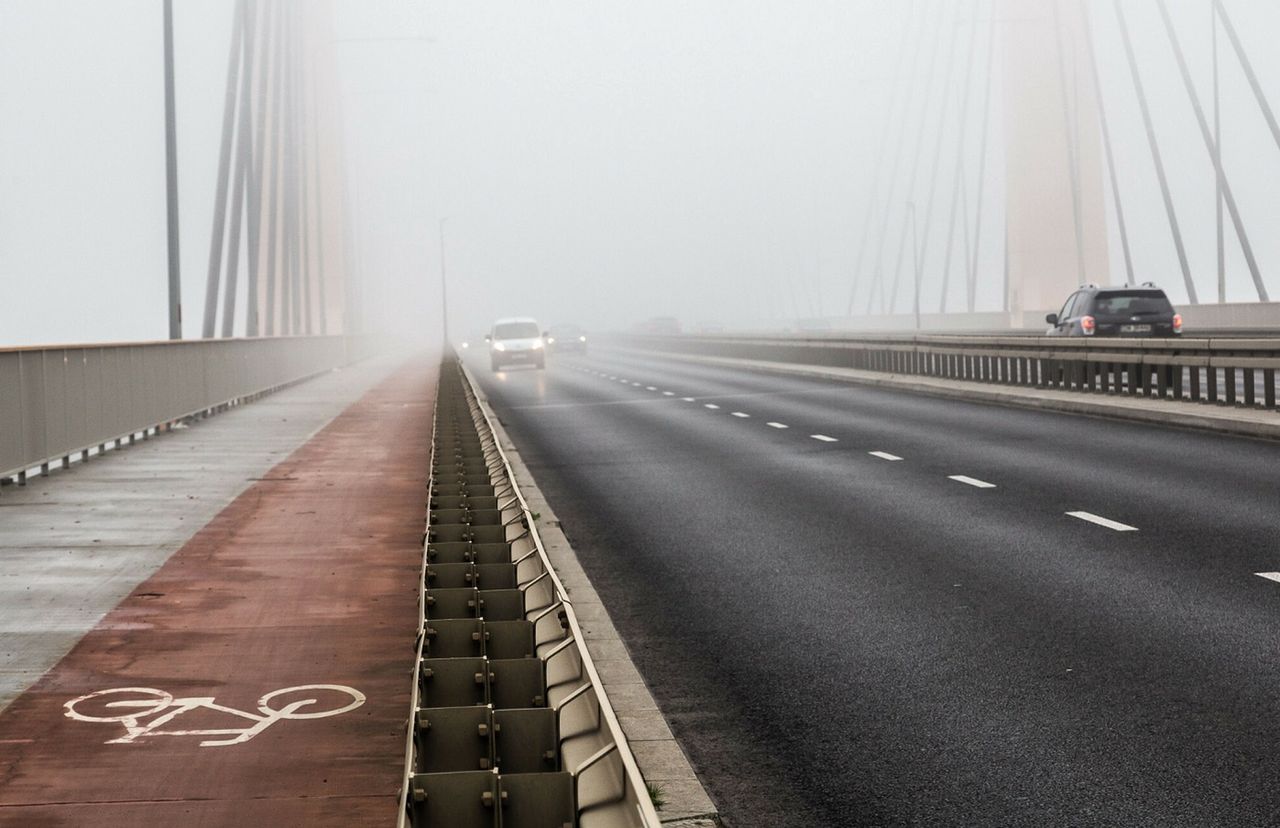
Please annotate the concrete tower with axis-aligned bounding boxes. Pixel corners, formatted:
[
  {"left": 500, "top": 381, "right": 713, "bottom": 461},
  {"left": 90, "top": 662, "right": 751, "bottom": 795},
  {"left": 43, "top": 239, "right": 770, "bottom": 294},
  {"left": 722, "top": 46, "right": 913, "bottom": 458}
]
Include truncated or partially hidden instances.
[{"left": 1002, "top": 0, "right": 1110, "bottom": 319}]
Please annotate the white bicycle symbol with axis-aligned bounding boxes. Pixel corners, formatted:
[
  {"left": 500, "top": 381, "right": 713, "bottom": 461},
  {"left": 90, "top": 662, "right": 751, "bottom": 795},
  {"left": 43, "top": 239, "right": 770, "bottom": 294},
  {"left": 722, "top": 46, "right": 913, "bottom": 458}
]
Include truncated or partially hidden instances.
[{"left": 64, "top": 684, "right": 366, "bottom": 748}]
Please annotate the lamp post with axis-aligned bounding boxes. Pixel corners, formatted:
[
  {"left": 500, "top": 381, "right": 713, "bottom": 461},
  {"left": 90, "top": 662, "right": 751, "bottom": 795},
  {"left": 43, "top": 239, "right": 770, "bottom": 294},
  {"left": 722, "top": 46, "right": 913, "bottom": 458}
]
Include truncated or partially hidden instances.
[
  {"left": 438, "top": 217, "right": 450, "bottom": 348},
  {"left": 163, "top": 0, "right": 183, "bottom": 339}
]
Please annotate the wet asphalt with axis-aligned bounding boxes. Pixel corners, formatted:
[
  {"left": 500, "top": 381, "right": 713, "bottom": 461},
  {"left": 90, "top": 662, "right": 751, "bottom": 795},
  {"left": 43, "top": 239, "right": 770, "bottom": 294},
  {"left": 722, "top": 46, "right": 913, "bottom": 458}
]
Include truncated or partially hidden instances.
[{"left": 470, "top": 347, "right": 1280, "bottom": 828}]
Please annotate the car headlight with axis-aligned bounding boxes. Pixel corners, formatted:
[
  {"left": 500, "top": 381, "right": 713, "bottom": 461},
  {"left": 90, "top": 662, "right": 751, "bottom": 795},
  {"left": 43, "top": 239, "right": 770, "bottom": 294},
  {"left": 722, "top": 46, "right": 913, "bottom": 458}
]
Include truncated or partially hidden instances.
[
  {"left": 547, "top": 337, "right": 556, "bottom": 344},
  {"left": 531, "top": 340, "right": 544, "bottom": 349},
  {"left": 493, "top": 342, "right": 507, "bottom": 351},
  {"left": 579, "top": 335, "right": 587, "bottom": 342}
]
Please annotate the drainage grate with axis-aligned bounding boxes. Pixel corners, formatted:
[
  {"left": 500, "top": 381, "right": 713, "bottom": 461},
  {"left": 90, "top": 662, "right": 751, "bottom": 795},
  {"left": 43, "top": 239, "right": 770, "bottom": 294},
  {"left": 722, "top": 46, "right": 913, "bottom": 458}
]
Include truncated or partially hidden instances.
[{"left": 397, "top": 359, "right": 659, "bottom": 828}]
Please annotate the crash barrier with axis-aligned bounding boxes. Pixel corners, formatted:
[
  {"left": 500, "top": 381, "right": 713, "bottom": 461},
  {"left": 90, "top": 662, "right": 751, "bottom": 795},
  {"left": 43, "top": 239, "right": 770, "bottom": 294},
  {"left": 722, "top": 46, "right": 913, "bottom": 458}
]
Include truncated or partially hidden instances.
[
  {"left": 620, "top": 333, "right": 1280, "bottom": 412},
  {"left": 398, "top": 358, "right": 659, "bottom": 828},
  {"left": 0, "top": 335, "right": 375, "bottom": 482}
]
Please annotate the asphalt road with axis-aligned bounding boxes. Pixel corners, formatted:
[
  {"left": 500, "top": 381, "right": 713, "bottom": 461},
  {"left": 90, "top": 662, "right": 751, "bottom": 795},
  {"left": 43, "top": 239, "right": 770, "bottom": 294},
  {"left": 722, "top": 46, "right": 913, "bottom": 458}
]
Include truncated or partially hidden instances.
[{"left": 468, "top": 347, "right": 1280, "bottom": 828}]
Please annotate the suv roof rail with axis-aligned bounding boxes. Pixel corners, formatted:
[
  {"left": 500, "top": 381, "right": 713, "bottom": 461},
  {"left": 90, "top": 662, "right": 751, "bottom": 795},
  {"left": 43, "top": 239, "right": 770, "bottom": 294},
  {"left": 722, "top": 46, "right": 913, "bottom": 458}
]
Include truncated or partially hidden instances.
[
  {"left": 1081, "top": 282, "right": 1101, "bottom": 290},
  {"left": 1140, "top": 281, "right": 1159, "bottom": 288}
]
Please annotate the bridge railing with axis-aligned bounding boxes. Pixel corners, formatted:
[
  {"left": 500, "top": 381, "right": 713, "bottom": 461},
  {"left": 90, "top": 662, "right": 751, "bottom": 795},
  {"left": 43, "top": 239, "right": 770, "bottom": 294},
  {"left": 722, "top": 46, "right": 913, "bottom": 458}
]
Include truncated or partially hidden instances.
[
  {"left": 0, "top": 336, "right": 373, "bottom": 481},
  {"left": 620, "top": 334, "right": 1280, "bottom": 411}
]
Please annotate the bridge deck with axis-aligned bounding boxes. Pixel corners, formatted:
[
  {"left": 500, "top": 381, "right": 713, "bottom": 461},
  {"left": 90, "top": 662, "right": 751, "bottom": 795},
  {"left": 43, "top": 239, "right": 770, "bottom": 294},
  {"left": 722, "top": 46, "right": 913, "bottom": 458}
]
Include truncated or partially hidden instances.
[{"left": 0, "top": 356, "right": 435, "bottom": 826}]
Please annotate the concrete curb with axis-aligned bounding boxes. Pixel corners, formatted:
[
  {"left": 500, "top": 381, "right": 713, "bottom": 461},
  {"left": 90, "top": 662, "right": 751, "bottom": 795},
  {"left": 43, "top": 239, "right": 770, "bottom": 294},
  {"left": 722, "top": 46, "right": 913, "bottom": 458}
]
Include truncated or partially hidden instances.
[
  {"left": 623, "top": 348, "right": 1280, "bottom": 443},
  {"left": 467, "top": 374, "right": 721, "bottom": 826}
]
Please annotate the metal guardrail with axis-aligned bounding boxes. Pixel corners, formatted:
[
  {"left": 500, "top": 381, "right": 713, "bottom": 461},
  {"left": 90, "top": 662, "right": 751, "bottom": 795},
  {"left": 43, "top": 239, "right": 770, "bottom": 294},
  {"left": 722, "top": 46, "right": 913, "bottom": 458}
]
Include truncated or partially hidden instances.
[
  {"left": 0, "top": 336, "right": 369, "bottom": 481},
  {"left": 398, "top": 358, "right": 659, "bottom": 828},
  {"left": 620, "top": 333, "right": 1280, "bottom": 411}
]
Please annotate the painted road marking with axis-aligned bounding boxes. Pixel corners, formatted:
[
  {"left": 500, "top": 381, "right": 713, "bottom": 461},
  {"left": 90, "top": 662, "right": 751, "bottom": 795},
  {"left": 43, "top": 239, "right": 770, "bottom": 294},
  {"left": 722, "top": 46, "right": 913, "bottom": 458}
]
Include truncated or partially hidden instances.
[
  {"left": 1066, "top": 511, "right": 1138, "bottom": 532},
  {"left": 731, "top": 412, "right": 750, "bottom": 418},
  {"left": 663, "top": 391, "right": 675, "bottom": 396},
  {"left": 646, "top": 386, "right": 658, "bottom": 391},
  {"left": 1255, "top": 572, "right": 1280, "bottom": 584},
  {"left": 949, "top": 475, "right": 996, "bottom": 489},
  {"left": 811, "top": 434, "right": 838, "bottom": 442},
  {"left": 64, "top": 685, "right": 366, "bottom": 748},
  {"left": 767, "top": 422, "right": 789, "bottom": 429},
  {"left": 631, "top": 382, "right": 643, "bottom": 387},
  {"left": 682, "top": 397, "right": 696, "bottom": 402},
  {"left": 869, "top": 451, "right": 903, "bottom": 461},
  {"left": 704, "top": 403, "right": 721, "bottom": 410}
]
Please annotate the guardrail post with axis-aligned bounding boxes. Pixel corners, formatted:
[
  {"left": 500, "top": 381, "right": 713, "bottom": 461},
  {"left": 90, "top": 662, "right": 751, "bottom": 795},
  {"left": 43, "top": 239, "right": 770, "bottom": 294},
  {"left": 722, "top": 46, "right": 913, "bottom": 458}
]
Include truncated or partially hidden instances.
[
  {"left": 1266, "top": 369, "right": 1276, "bottom": 409},
  {"left": 1244, "top": 368, "right": 1256, "bottom": 406},
  {"left": 1226, "top": 366, "right": 1237, "bottom": 405},
  {"left": 1207, "top": 366, "right": 1219, "bottom": 403}
]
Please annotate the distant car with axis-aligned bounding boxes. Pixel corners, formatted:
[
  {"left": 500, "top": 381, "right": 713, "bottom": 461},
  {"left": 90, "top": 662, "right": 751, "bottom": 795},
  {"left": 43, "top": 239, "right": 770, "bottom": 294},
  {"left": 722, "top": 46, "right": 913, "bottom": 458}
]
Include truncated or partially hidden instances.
[
  {"left": 634, "top": 316, "right": 682, "bottom": 335},
  {"left": 486, "top": 317, "right": 545, "bottom": 371},
  {"left": 545, "top": 324, "right": 589, "bottom": 355},
  {"left": 1045, "top": 283, "right": 1182, "bottom": 337}
]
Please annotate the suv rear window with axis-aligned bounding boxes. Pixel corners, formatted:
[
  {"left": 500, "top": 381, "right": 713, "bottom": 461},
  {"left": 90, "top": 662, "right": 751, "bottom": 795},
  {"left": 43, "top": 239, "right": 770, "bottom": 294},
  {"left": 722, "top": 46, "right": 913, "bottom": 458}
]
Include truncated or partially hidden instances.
[
  {"left": 1089, "top": 291, "right": 1173, "bottom": 316},
  {"left": 493, "top": 322, "right": 540, "bottom": 339}
]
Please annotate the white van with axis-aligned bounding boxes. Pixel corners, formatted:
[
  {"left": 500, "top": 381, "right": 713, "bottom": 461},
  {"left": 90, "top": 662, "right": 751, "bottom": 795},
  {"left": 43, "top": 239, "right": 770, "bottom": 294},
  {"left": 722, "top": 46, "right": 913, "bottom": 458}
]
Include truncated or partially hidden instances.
[{"left": 486, "top": 317, "right": 545, "bottom": 371}]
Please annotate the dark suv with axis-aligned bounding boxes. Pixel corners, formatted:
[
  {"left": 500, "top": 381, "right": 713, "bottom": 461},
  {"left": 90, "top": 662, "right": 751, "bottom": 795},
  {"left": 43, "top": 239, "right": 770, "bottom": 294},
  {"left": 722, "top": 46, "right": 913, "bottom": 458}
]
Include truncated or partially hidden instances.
[{"left": 1046, "top": 284, "right": 1182, "bottom": 337}]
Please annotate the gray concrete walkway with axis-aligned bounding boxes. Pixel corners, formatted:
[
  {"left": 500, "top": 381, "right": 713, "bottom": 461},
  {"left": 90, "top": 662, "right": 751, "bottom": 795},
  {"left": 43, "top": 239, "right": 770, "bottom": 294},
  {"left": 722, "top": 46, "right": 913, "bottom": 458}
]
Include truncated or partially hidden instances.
[{"left": 0, "top": 355, "right": 408, "bottom": 711}]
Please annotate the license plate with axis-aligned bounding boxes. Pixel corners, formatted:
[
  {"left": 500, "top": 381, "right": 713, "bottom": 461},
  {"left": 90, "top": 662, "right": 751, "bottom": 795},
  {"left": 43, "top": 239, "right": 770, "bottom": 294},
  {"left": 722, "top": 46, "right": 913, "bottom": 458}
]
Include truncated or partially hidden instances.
[{"left": 1120, "top": 324, "right": 1152, "bottom": 333}]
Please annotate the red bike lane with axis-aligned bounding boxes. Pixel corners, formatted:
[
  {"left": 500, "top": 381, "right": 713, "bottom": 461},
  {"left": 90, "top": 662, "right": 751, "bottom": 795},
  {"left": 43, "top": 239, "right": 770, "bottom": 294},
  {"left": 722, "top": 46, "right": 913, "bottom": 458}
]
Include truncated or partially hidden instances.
[{"left": 0, "top": 357, "right": 436, "bottom": 827}]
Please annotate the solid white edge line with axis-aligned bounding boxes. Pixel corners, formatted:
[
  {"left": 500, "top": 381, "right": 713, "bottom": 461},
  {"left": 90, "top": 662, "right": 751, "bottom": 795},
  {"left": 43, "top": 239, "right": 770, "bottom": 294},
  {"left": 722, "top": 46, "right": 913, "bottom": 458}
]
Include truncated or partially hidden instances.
[
  {"left": 1066, "top": 511, "right": 1138, "bottom": 532},
  {"left": 810, "top": 434, "right": 838, "bottom": 442},
  {"left": 868, "top": 451, "right": 902, "bottom": 461},
  {"left": 766, "top": 422, "right": 789, "bottom": 429},
  {"left": 948, "top": 475, "right": 996, "bottom": 489}
]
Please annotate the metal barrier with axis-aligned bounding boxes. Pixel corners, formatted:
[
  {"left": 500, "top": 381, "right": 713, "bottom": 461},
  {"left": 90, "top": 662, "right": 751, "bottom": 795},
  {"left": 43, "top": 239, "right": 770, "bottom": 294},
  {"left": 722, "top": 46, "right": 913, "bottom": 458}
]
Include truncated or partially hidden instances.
[
  {"left": 398, "top": 358, "right": 659, "bottom": 828},
  {"left": 0, "top": 336, "right": 370, "bottom": 481},
  {"left": 621, "top": 333, "right": 1280, "bottom": 412}
]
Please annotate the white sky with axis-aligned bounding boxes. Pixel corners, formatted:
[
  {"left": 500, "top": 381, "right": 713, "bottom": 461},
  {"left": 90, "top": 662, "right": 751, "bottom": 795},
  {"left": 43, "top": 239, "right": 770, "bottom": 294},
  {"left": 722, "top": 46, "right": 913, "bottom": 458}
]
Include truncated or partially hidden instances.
[{"left": 3, "top": 0, "right": 1280, "bottom": 346}]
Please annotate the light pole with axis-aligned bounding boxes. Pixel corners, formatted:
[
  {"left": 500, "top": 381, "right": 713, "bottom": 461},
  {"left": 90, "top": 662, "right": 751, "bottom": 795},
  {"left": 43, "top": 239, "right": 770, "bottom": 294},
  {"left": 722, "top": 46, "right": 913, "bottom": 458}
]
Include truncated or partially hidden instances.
[
  {"left": 163, "top": 0, "right": 183, "bottom": 339},
  {"left": 438, "top": 217, "right": 450, "bottom": 348},
  {"left": 907, "top": 202, "right": 921, "bottom": 331}
]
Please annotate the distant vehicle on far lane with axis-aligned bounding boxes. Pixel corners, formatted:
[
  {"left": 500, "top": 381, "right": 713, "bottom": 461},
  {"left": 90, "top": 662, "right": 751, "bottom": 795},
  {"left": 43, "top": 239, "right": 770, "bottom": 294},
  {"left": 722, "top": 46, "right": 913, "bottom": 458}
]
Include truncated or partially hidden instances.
[
  {"left": 486, "top": 317, "right": 545, "bottom": 371},
  {"left": 634, "top": 316, "right": 682, "bottom": 335},
  {"left": 545, "top": 324, "right": 589, "bottom": 355},
  {"left": 1046, "top": 283, "right": 1182, "bottom": 337}
]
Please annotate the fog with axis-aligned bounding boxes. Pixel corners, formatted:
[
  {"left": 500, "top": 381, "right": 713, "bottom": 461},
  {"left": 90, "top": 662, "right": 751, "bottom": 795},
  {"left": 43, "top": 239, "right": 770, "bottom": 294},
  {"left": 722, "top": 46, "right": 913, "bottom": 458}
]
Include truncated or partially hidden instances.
[{"left": 4, "top": 1, "right": 1280, "bottom": 347}]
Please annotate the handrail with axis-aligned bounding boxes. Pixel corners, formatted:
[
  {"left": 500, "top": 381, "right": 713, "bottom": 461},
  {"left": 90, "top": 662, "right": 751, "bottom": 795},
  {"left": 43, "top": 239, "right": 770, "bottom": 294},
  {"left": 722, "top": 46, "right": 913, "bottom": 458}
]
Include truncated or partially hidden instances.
[{"left": 620, "top": 332, "right": 1280, "bottom": 411}]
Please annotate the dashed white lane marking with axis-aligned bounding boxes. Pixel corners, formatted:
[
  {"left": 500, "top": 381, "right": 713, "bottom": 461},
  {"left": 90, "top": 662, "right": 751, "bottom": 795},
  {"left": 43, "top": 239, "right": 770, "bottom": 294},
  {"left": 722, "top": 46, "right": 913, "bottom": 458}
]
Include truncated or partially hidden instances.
[
  {"left": 1066, "top": 511, "right": 1138, "bottom": 532},
  {"left": 868, "top": 451, "right": 902, "bottom": 461},
  {"left": 646, "top": 386, "right": 658, "bottom": 391},
  {"left": 631, "top": 382, "right": 643, "bottom": 387},
  {"left": 663, "top": 391, "right": 675, "bottom": 396},
  {"left": 1256, "top": 572, "right": 1280, "bottom": 584},
  {"left": 731, "top": 412, "right": 750, "bottom": 418},
  {"left": 704, "top": 404, "right": 721, "bottom": 410},
  {"left": 767, "top": 422, "right": 789, "bottom": 429},
  {"left": 682, "top": 397, "right": 696, "bottom": 402},
  {"left": 948, "top": 475, "right": 996, "bottom": 489},
  {"left": 810, "top": 434, "right": 838, "bottom": 442}
]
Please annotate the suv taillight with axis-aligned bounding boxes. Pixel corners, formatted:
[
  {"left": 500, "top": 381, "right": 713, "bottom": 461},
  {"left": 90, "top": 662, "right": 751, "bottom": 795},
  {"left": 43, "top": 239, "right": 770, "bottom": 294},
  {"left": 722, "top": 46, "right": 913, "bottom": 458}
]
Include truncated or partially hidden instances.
[
  {"left": 1081, "top": 315, "right": 1096, "bottom": 335},
  {"left": 1172, "top": 313, "right": 1183, "bottom": 334}
]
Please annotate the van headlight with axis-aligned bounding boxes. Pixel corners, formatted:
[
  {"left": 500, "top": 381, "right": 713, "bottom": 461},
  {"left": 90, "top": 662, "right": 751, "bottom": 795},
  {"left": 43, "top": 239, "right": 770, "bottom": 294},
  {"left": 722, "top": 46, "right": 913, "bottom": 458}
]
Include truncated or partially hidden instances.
[{"left": 493, "top": 342, "right": 507, "bottom": 351}]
